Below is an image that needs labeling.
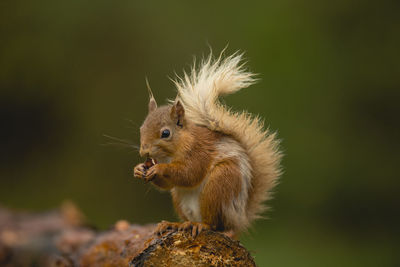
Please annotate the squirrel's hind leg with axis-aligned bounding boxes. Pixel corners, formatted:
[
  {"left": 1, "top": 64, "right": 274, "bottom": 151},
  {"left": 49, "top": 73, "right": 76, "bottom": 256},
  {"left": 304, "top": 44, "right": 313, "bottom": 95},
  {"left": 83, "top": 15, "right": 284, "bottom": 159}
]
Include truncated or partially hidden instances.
[{"left": 199, "top": 158, "right": 243, "bottom": 234}]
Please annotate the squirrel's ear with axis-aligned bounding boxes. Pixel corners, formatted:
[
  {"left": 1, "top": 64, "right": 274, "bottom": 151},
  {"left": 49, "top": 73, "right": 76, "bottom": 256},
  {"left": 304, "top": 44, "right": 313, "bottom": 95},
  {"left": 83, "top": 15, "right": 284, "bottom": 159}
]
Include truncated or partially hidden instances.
[
  {"left": 148, "top": 97, "right": 157, "bottom": 113},
  {"left": 146, "top": 78, "right": 157, "bottom": 113},
  {"left": 171, "top": 100, "right": 185, "bottom": 127}
]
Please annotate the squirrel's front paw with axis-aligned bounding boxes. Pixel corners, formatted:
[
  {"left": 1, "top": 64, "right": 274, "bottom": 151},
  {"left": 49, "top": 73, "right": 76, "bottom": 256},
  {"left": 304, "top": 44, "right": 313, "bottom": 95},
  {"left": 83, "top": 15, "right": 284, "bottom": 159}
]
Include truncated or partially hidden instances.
[
  {"left": 143, "top": 164, "right": 159, "bottom": 183},
  {"left": 133, "top": 163, "right": 146, "bottom": 179}
]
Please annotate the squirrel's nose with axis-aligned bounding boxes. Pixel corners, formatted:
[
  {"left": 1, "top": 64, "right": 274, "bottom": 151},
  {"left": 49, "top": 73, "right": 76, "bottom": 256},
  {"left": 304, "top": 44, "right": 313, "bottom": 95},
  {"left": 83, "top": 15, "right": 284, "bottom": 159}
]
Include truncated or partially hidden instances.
[{"left": 139, "top": 144, "right": 150, "bottom": 157}]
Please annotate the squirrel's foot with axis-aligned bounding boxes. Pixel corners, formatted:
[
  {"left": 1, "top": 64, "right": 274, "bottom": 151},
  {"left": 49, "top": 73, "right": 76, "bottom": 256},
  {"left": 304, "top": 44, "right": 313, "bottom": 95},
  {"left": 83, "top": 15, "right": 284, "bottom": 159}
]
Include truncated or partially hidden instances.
[
  {"left": 179, "top": 221, "right": 210, "bottom": 238},
  {"left": 154, "top": 221, "right": 210, "bottom": 238},
  {"left": 154, "top": 220, "right": 180, "bottom": 236}
]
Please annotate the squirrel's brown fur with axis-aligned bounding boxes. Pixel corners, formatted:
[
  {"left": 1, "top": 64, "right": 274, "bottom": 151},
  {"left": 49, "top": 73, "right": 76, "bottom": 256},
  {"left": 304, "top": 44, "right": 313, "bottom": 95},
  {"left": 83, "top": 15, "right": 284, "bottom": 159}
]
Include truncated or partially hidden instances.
[{"left": 134, "top": 52, "right": 281, "bottom": 237}]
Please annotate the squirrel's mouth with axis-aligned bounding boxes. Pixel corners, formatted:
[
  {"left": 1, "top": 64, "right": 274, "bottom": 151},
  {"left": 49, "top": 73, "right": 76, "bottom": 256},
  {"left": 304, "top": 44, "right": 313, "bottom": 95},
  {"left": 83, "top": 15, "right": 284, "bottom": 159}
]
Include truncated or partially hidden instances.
[
  {"left": 152, "top": 156, "right": 172, "bottom": 164},
  {"left": 147, "top": 148, "right": 171, "bottom": 163}
]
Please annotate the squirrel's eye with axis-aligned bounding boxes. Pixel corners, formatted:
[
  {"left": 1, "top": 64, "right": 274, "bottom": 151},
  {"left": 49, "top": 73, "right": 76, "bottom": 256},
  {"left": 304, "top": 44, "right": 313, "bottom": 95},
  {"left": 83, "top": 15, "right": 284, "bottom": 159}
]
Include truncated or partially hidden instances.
[{"left": 161, "top": 129, "right": 170, "bottom": 138}]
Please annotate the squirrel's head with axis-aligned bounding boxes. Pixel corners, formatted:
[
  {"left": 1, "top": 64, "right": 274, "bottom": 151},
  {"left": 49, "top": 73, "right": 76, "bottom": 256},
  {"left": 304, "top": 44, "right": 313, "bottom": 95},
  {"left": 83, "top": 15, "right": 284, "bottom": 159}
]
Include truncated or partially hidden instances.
[{"left": 139, "top": 92, "right": 186, "bottom": 162}]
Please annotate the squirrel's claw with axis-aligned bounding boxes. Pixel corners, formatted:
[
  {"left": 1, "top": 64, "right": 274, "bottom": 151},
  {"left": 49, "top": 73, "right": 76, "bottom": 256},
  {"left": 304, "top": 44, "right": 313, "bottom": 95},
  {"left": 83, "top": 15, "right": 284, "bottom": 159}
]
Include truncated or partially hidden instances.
[
  {"left": 155, "top": 220, "right": 180, "bottom": 236},
  {"left": 133, "top": 163, "right": 158, "bottom": 183},
  {"left": 154, "top": 221, "right": 210, "bottom": 238},
  {"left": 178, "top": 221, "right": 210, "bottom": 238}
]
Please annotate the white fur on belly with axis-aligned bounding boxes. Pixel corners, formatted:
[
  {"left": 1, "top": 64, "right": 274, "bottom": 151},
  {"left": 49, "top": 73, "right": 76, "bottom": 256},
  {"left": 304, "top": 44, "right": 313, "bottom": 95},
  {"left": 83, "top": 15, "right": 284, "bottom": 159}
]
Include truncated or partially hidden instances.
[{"left": 174, "top": 179, "right": 206, "bottom": 222}]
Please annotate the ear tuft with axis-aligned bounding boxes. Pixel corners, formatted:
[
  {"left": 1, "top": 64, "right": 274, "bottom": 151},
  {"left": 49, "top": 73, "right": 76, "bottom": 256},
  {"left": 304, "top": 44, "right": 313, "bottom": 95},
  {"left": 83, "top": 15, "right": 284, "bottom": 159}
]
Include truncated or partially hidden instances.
[{"left": 146, "top": 78, "right": 157, "bottom": 113}]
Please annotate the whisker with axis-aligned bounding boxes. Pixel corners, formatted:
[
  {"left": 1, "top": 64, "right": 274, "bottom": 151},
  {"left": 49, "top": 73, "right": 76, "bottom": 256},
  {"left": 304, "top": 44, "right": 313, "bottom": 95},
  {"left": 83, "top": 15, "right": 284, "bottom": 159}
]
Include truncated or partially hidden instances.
[
  {"left": 126, "top": 125, "right": 139, "bottom": 131},
  {"left": 100, "top": 142, "right": 139, "bottom": 150},
  {"left": 124, "top": 119, "right": 141, "bottom": 137},
  {"left": 103, "top": 134, "right": 135, "bottom": 145},
  {"left": 102, "top": 134, "right": 140, "bottom": 151},
  {"left": 145, "top": 185, "right": 153, "bottom": 195},
  {"left": 124, "top": 119, "right": 141, "bottom": 129}
]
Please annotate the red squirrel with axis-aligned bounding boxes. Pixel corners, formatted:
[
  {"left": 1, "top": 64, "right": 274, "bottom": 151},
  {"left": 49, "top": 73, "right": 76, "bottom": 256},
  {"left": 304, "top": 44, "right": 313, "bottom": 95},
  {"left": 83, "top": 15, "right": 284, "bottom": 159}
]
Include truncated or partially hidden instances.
[{"left": 133, "top": 53, "right": 281, "bottom": 238}]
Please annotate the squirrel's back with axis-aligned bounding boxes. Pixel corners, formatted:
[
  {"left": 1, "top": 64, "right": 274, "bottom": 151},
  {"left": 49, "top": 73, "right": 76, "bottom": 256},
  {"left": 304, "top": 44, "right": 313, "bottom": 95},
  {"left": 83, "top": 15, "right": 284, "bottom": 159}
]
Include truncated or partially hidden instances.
[{"left": 173, "top": 52, "right": 282, "bottom": 225}]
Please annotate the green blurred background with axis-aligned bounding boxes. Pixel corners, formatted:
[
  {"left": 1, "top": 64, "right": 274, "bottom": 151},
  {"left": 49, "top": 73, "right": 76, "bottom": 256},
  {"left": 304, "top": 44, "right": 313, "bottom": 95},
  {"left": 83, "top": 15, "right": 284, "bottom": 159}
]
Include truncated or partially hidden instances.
[{"left": 1, "top": 0, "right": 399, "bottom": 266}]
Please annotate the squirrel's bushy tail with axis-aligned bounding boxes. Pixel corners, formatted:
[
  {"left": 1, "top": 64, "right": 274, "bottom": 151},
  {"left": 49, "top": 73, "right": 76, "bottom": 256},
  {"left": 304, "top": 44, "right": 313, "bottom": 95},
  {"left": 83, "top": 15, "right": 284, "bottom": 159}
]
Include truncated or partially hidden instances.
[{"left": 174, "top": 52, "right": 282, "bottom": 223}]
